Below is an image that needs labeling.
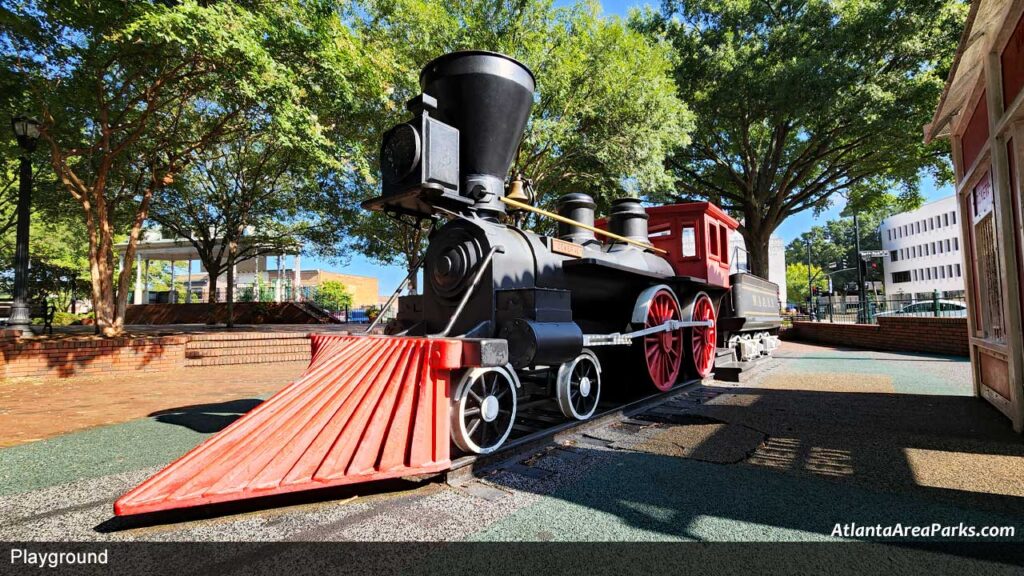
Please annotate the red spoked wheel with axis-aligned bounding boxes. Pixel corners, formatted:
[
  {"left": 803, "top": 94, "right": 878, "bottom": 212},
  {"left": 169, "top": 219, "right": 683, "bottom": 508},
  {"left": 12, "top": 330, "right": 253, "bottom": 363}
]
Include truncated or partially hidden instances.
[
  {"left": 685, "top": 292, "right": 717, "bottom": 379},
  {"left": 642, "top": 288, "right": 684, "bottom": 392}
]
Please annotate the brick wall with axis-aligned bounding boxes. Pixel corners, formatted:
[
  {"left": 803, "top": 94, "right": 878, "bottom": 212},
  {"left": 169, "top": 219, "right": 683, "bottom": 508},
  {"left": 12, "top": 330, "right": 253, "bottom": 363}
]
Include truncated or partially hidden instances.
[
  {"left": 0, "top": 334, "right": 188, "bottom": 379},
  {"left": 0, "top": 331, "right": 326, "bottom": 380},
  {"left": 789, "top": 316, "right": 968, "bottom": 356}
]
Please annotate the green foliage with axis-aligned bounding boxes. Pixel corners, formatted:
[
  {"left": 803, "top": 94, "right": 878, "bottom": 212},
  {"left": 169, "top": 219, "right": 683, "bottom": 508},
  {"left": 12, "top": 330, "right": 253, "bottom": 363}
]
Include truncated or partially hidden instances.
[
  {"left": 338, "top": 0, "right": 691, "bottom": 273},
  {"left": 148, "top": 1, "right": 385, "bottom": 287},
  {"left": 314, "top": 280, "right": 353, "bottom": 312},
  {"left": 3, "top": 0, "right": 375, "bottom": 333},
  {"left": 636, "top": 0, "right": 965, "bottom": 276},
  {"left": 51, "top": 311, "right": 87, "bottom": 326},
  {"left": 786, "top": 262, "right": 829, "bottom": 305}
]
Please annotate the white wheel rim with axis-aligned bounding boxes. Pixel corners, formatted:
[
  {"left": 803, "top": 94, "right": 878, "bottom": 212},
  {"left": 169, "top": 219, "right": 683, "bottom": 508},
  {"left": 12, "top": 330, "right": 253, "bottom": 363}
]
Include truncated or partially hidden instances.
[
  {"left": 451, "top": 365, "right": 518, "bottom": 454},
  {"left": 556, "top": 350, "right": 601, "bottom": 421}
]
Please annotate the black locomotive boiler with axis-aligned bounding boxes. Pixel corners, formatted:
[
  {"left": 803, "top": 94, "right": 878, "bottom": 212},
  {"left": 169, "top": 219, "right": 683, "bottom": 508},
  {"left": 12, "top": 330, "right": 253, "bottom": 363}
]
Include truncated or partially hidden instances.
[{"left": 364, "top": 50, "right": 780, "bottom": 454}]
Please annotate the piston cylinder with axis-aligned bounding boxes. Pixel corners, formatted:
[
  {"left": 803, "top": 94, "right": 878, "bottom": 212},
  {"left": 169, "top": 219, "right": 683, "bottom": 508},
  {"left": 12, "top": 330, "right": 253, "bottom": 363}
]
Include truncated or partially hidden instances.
[{"left": 499, "top": 319, "right": 583, "bottom": 369}]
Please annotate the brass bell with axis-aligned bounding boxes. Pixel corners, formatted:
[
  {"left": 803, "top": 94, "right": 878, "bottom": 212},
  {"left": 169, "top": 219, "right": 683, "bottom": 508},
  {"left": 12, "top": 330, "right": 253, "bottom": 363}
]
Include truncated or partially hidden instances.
[{"left": 506, "top": 173, "right": 533, "bottom": 205}]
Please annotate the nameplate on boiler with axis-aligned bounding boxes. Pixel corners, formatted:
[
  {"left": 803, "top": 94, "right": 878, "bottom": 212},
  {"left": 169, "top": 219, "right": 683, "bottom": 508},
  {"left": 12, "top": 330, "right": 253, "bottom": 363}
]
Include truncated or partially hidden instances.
[{"left": 550, "top": 238, "right": 584, "bottom": 258}]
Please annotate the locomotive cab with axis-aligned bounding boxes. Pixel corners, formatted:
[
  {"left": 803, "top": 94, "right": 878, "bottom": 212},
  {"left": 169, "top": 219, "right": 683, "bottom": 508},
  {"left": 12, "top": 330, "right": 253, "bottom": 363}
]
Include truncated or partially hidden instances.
[{"left": 643, "top": 203, "right": 739, "bottom": 290}]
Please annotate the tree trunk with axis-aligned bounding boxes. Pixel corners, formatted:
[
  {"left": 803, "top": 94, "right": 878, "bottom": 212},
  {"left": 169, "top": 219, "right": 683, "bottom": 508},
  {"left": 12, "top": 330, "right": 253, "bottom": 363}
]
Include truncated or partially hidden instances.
[
  {"left": 226, "top": 241, "right": 237, "bottom": 328},
  {"left": 739, "top": 224, "right": 773, "bottom": 279},
  {"left": 206, "top": 269, "right": 220, "bottom": 325},
  {"left": 407, "top": 261, "right": 418, "bottom": 295}
]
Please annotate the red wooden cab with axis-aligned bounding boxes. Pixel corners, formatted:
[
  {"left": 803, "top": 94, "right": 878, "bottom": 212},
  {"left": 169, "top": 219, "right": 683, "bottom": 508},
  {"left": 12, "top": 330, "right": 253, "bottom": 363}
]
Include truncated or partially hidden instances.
[{"left": 644, "top": 202, "right": 739, "bottom": 289}]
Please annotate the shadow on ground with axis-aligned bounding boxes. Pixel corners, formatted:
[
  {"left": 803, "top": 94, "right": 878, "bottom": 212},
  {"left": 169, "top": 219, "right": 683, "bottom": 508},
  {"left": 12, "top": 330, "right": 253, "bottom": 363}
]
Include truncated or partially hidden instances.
[
  {"left": 149, "top": 399, "right": 263, "bottom": 433},
  {"left": 474, "top": 384, "right": 1024, "bottom": 547}
]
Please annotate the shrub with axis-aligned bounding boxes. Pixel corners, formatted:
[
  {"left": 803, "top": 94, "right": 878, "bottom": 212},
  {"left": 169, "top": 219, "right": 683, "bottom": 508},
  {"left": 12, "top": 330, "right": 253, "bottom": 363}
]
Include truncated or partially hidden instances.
[{"left": 52, "top": 311, "right": 87, "bottom": 326}]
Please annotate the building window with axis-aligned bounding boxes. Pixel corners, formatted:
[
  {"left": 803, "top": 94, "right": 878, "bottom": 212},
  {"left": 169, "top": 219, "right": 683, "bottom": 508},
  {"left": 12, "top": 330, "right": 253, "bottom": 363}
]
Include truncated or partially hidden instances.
[
  {"left": 913, "top": 269, "right": 919, "bottom": 281},
  {"left": 932, "top": 241, "right": 937, "bottom": 253},
  {"left": 938, "top": 242, "right": 944, "bottom": 254},
  {"left": 952, "top": 211, "right": 957, "bottom": 224},
  {"left": 944, "top": 213, "right": 950, "bottom": 226},
  {"left": 956, "top": 263, "right": 961, "bottom": 277},
  {"left": 890, "top": 250, "right": 898, "bottom": 262},
  {"left": 953, "top": 237, "right": 959, "bottom": 250},
  {"left": 892, "top": 271, "right": 911, "bottom": 283}
]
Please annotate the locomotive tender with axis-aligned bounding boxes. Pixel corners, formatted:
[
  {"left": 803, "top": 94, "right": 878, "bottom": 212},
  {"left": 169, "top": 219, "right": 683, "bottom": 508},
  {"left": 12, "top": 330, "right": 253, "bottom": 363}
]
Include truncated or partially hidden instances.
[{"left": 113, "top": 50, "right": 781, "bottom": 516}]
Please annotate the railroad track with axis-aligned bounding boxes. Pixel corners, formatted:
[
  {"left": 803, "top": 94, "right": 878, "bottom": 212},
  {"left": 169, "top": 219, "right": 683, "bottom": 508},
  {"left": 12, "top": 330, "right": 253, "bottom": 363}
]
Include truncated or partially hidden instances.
[{"left": 445, "top": 377, "right": 704, "bottom": 483}]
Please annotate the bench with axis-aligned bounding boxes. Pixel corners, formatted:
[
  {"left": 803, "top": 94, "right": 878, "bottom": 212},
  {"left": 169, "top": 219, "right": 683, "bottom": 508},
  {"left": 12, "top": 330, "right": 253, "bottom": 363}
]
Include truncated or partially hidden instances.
[{"left": 0, "top": 301, "right": 57, "bottom": 335}]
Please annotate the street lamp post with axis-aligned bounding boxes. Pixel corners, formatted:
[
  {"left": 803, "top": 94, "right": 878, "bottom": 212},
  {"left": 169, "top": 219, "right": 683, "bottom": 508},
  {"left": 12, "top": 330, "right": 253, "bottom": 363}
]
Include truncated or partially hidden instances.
[{"left": 9, "top": 116, "right": 40, "bottom": 335}]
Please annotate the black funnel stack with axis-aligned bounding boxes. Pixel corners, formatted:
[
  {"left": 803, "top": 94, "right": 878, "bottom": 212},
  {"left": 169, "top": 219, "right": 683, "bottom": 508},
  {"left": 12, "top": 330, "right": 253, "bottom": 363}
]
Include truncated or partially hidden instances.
[{"left": 420, "top": 51, "right": 535, "bottom": 216}]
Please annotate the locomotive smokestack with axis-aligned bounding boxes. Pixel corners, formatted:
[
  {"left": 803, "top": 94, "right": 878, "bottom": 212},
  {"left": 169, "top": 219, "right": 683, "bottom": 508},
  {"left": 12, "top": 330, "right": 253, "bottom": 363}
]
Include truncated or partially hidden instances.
[{"left": 420, "top": 51, "right": 535, "bottom": 217}]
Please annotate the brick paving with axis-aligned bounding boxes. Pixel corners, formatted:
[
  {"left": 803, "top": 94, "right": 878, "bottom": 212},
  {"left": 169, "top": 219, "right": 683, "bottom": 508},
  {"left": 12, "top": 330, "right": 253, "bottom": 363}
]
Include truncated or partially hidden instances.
[{"left": 0, "top": 361, "right": 307, "bottom": 447}]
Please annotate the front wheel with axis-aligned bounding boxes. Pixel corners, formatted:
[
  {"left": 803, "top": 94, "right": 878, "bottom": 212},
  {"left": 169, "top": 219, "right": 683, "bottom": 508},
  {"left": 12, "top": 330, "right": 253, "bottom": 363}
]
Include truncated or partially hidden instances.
[{"left": 451, "top": 365, "right": 519, "bottom": 454}]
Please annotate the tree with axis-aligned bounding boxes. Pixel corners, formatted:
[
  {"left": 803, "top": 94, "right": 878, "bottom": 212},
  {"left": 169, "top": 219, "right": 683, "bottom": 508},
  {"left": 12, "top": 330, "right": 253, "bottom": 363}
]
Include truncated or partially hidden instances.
[
  {"left": 314, "top": 280, "right": 353, "bottom": 312},
  {"left": 5, "top": 0, "right": 357, "bottom": 335},
  {"left": 637, "top": 0, "right": 965, "bottom": 278},
  {"left": 786, "top": 262, "right": 828, "bottom": 306},
  {"left": 338, "top": 0, "right": 691, "bottom": 290}
]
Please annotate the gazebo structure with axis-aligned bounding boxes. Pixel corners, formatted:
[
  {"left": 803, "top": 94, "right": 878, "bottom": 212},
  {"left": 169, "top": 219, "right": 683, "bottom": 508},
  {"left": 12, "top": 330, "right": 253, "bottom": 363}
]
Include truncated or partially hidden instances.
[
  {"left": 925, "top": 0, "right": 1024, "bottom": 432},
  {"left": 113, "top": 231, "right": 303, "bottom": 305}
]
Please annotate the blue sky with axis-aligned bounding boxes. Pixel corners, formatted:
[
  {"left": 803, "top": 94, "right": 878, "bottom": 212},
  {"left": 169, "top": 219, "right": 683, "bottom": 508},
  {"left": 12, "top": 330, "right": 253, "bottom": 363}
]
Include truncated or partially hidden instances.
[{"left": 306, "top": 0, "right": 954, "bottom": 295}]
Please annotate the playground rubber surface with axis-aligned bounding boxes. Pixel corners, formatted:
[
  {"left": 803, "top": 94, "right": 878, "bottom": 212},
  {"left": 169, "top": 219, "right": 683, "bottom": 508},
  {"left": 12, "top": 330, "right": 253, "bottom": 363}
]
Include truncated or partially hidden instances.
[{"left": 1, "top": 341, "right": 1022, "bottom": 552}]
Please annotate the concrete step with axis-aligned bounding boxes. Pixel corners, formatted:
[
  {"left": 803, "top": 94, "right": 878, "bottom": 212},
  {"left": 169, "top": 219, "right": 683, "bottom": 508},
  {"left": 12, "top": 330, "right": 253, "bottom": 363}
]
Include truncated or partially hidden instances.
[
  {"left": 184, "top": 353, "right": 310, "bottom": 367},
  {"left": 185, "top": 344, "right": 310, "bottom": 359},
  {"left": 182, "top": 332, "right": 313, "bottom": 367},
  {"left": 186, "top": 338, "right": 311, "bottom": 350}
]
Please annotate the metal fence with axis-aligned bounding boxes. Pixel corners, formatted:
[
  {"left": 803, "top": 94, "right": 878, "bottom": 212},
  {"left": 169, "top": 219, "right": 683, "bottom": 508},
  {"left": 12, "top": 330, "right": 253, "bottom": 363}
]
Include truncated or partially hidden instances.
[{"left": 798, "top": 293, "right": 968, "bottom": 325}]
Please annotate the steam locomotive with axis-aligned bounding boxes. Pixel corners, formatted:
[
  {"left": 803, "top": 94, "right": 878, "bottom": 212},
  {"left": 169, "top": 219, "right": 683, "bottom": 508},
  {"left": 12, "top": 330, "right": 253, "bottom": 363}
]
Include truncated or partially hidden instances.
[
  {"left": 364, "top": 50, "right": 780, "bottom": 454},
  {"left": 114, "top": 50, "right": 781, "bottom": 516}
]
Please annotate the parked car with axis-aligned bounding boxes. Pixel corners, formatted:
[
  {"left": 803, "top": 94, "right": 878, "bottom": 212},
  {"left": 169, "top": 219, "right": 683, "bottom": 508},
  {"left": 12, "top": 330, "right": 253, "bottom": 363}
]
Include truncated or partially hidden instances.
[
  {"left": 347, "top": 309, "right": 370, "bottom": 324},
  {"left": 875, "top": 300, "right": 967, "bottom": 318}
]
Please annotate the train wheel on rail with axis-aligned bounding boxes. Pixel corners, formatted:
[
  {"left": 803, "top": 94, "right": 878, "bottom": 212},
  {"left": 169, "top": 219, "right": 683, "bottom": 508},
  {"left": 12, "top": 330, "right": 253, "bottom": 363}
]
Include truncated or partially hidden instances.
[
  {"left": 683, "top": 292, "right": 717, "bottom": 379},
  {"left": 451, "top": 365, "right": 518, "bottom": 454},
  {"left": 556, "top": 349, "right": 602, "bottom": 420},
  {"left": 641, "top": 287, "right": 685, "bottom": 392}
]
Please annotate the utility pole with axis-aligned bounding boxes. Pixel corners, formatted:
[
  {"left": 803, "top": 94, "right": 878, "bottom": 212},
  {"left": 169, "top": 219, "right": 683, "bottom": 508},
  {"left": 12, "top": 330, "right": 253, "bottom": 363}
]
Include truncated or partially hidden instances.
[
  {"left": 854, "top": 213, "right": 866, "bottom": 323},
  {"left": 806, "top": 238, "right": 814, "bottom": 320}
]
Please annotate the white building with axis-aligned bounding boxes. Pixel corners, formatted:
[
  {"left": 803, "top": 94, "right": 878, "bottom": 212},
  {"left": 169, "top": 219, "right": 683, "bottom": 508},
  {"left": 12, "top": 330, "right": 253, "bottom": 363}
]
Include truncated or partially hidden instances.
[
  {"left": 880, "top": 195, "right": 965, "bottom": 301},
  {"left": 730, "top": 231, "right": 787, "bottom": 305}
]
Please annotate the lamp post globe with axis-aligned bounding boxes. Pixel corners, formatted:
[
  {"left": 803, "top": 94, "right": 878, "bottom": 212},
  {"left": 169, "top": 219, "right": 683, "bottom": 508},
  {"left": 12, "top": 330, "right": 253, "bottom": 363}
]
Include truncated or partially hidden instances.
[{"left": 8, "top": 116, "right": 40, "bottom": 335}]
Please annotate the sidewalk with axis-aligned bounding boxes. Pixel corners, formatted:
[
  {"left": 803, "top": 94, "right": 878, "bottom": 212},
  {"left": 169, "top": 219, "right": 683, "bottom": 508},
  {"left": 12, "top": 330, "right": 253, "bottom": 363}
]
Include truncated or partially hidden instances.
[{"left": 0, "top": 361, "right": 306, "bottom": 447}]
